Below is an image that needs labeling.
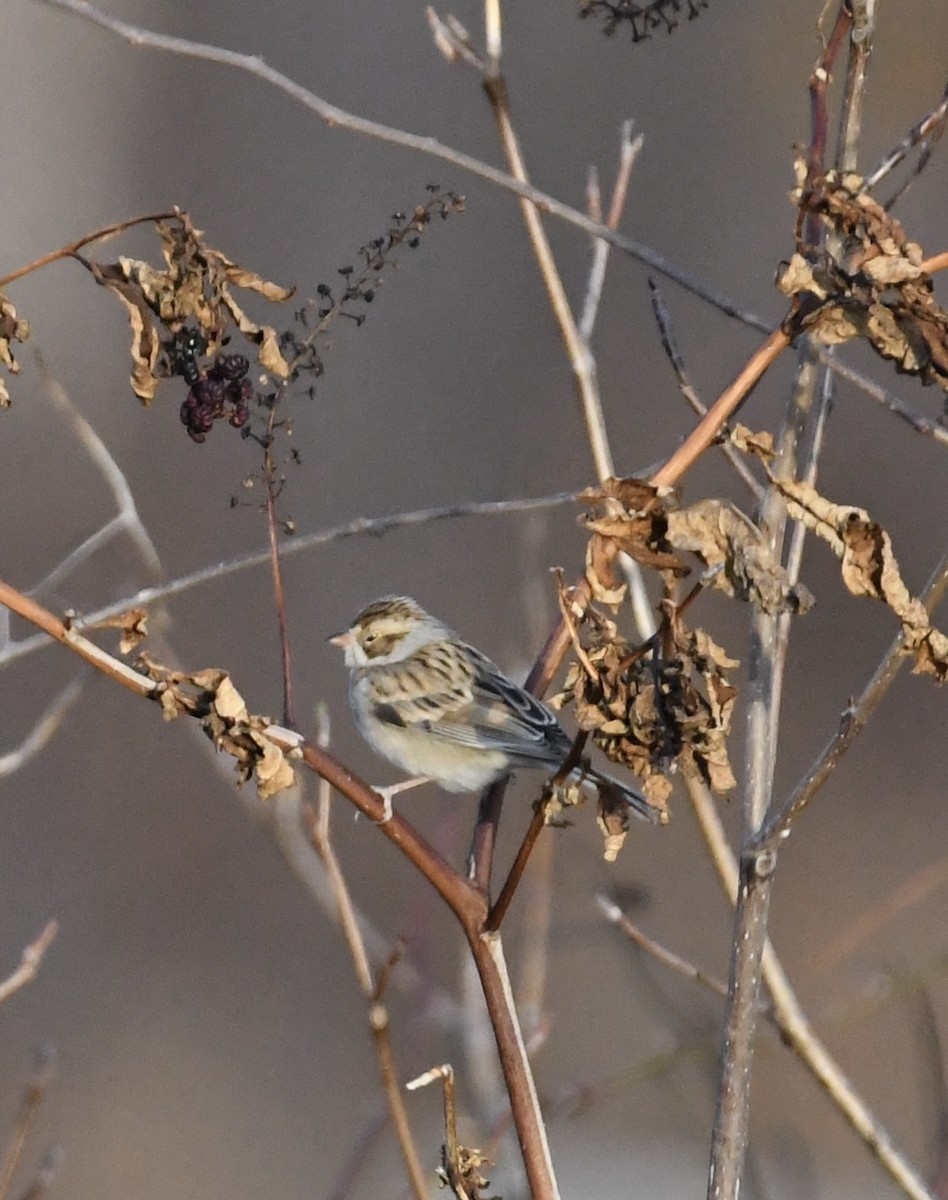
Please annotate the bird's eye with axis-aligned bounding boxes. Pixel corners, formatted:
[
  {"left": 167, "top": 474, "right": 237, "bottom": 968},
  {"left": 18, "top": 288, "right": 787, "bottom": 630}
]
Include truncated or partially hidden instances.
[{"left": 363, "top": 632, "right": 377, "bottom": 645}]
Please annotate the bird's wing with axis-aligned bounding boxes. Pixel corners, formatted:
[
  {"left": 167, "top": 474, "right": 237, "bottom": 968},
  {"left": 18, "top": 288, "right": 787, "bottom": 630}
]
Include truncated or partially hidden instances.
[{"left": 362, "top": 643, "right": 570, "bottom": 764}]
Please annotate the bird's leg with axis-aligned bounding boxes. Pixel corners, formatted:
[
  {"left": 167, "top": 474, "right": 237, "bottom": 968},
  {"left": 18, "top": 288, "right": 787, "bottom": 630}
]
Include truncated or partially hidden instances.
[{"left": 372, "top": 776, "right": 432, "bottom": 823}]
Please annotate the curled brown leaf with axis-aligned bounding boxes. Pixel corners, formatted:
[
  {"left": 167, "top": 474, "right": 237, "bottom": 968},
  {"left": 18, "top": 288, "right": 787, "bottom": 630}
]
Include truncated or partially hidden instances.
[
  {"left": 90, "top": 213, "right": 294, "bottom": 403},
  {"left": 136, "top": 656, "right": 298, "bottom": 792},
  {"left": 772, "top": 479, "right": 947, "bottom": 681},
  {"left": 666, "top": 499, "right": 814, "bottom": 615},
  {"left": 0, "top": 291, "right": 30, "bottom": 408}
]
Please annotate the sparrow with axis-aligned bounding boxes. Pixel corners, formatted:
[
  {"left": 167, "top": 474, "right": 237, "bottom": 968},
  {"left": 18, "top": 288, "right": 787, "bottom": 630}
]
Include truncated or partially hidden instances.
[{"left": 330, "top": 595, "right": 659, "bottom": 824}]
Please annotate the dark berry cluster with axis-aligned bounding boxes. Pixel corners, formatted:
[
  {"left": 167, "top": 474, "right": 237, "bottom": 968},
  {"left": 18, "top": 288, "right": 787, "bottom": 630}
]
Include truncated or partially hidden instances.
[
  {"left": 167, "top": 326, "right": 208, "bottom": 385},
  {"left": 579, "top": 0, "right": 708, "bottom": 41},
  {"left": 179, "top": 354, "right": 252, "bottom": 443}
]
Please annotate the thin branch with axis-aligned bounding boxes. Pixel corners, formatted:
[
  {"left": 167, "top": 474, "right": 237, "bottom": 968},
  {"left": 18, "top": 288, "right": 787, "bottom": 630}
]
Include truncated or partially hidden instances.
[
  {"left": 579, "top": 120, "right": 644, "bottom": 344},
  {"left": 752, "top": 547, "right": 948, "bottom": 853},
  {"left": 36, "top": 361, "right": 163, "bottom": 586},
  {"left": 0, "top": 923, "right": 59, "bottom": 1006},
  {"left": 865, "top": 79, "right": 948, "bottom": 191},
  {"left": 708, "top": 9, "right": 866, "bottom": 1193},
  {"left": 434, "top": 9, "right": 652, "bottom": 902},
  {"left": 652, "top": 326, "right": 791, "bottom": 488},
  {"left": 0, "top": 490, "right": 582, "bottom": 668},
  {"left": 0, "top": 209, "right": 180, "bottom": 288},
  {"left": 647, "top": 278, "right": 764, "bottom": 500},
  {"left": 686, "top": 766, "right": 933, "bottom": 1200},
  {"left": 32, "top": 0, "right": 771, "bottom": 334},
  {"left": 14, "top": 1147, "right": 62, "bottom": 1200},
  {"left": 484, "top": 731, "right": 588, "bottom": 934},
  {"left": 0, "top": 1049, "right": 56, "bottom": 1200},
  {"left": 596, "top": 894, "right": 728, "bottom": 999},
  {"left": 0, "top": 679, "right": 84, "bottom": 778},
  {"left": 263, "top": 444, "right": 295, "bottom": 728},
  {"left": 811, "top": 850, "right": 948, "bottom": 974},
  {"left": 325, "top": 1113, "right": 389, "bottom": 1200},
  {"left": 304, "top": 793, "right": 428, "bottom": 1200},
  {"left": 827, "top": 357, "right": 948, "bottom": 448}
]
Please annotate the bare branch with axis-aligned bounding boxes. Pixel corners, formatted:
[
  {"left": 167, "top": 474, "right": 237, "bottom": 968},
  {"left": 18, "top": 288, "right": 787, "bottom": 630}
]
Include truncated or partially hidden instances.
[
  {"left": 0, "top": 490, "right": 581, "bottom": 668},
  {"left": 0, "top": 678, "right": 84, "bottom": 777},
  {"left": 0, "top": 1048, "right": 56, "bottom": 1200},
  {"left": 579, "top": 120, "right": 644, "bottom": 343},
  {"left": 304, "top": 781, "right": 429, "bottom": 1200},
  {"left": 32, "top": 0, "right": 770, "bottom": 333},
  {"left": 687, "top": 768, "right": 933, "bottom": 1200},
  {"left": 827, "top": 357, "right": 948, "bottom": 448},
  {"left": 0, "top": 923, "right": 59, "bottom": 1006},
  {"left": 34, "top": 363, "right": 162, "bottom": 590},
  {"left": 752, "top": 547, "right": 948, "bottom": 853},
  {"left": 647, "top": 278, "right": 765, "bottom": 500},
  {"left": 596, "top": 894, "right": 729, "bottom": 998}
]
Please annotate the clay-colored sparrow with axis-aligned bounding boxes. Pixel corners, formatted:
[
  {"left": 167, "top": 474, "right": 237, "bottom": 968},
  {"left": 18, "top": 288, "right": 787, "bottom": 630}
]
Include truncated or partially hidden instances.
[{"left": 330, "top": 596, "right": 659, "bottom": 823}]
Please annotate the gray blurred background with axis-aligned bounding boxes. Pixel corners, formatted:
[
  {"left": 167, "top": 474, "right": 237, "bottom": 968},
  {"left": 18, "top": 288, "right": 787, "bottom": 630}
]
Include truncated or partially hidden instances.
[{"left": 1, "top": 1, "right": 947, "bottom": 1197}]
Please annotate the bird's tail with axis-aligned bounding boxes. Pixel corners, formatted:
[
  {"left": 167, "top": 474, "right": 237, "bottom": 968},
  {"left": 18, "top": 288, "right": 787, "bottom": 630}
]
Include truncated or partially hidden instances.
[{"left": 580, "top": 765, "right": 668, "bottom": 826}]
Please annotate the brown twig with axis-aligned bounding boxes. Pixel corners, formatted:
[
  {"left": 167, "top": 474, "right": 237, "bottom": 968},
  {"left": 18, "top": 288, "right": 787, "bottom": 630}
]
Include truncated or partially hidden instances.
[
  {"left": 596, "top": 894, "right": 729, "bottom": 999},
  {"left": 0, "top": 1049, "right": 56, "bottom": 1200},
  {"left": 651, "top": 326, "right": 792, "bottom": 489},
  {"left": 647, "top": 278, "right": 765, "bottom": 500},
  {"left": 0, "top": 209, "right": 180, "bottom": 288},
  {"left": 485, "top": 731, "right": 588, "bottom": 934},
  {"left": 812, "top": 850, "right": 948, "bottom": 974}
]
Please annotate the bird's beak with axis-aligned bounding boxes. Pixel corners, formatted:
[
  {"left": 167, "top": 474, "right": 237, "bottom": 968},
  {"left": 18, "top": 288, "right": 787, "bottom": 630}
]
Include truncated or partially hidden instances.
[{"left": 328, "top": 629, "right": 354, "bottom": 650}]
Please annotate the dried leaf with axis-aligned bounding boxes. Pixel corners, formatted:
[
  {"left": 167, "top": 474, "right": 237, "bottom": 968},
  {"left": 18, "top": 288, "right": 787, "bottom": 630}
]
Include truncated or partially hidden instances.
[
  {"left": 0, "top": 291, "right": 30, "bottom": 408},
  {"left": 774, "top": 478, "right": 947, "bottom": 680},
  {"left": 730, "top": 424, "right": 775, "bottom": 460},
  {"left": 95, "top": 607, "right": 149, "bottom": 654},
  {"left": 585, "top": 535, "right": 626, "bottom": 606},
  {"left": 136, "top": 657, "right": 299, "bottom": 789},
  {"left": 667, "top": 499, "right": 814, "bottom": 615},
  {"left": 92, "top": 213, "right": 294, "bottom": 402},
  {"left": 580, "top": 477, "right": 688, "bottom": 603},
  {"left": 91, "top": 262, "right": 164, "bottom": 403},
  {"left": 785, "top": 172, "right": 948, "bottom": 392},
  {"left": 597, "top": 789, "right": 630, "bottom": 863}
]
